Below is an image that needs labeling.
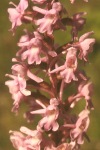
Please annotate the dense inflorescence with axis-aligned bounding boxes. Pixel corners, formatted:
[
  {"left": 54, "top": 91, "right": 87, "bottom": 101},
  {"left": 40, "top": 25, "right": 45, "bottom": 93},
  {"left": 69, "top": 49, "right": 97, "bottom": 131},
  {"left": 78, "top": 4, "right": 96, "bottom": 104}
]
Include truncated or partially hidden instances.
[{"left": 6, "top": 0, "right": 95, "bottom": 149}]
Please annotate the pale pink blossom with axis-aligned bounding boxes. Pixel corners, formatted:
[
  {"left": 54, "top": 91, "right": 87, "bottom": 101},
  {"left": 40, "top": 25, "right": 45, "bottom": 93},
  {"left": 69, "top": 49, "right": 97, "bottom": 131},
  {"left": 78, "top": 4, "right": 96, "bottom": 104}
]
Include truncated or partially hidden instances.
[
  {"left": 8, "top": 0, "right": 28, "bottom": 31},
  {"left": 70, "top": 0, "right": 88, "bottom": 4},
  {"left": 12, "top": 63, "right": 43, "bottom": 83},
  {"left": 69, "top": 81, "right": 94, "bottom": 109},
  {"left": 18, "top": 31, "right": 43, "bottom": 48},
  {"left": 78, "top": 31, "right": 95, "bottom": 61},
  {"left": 50, "top": 47, "right": 78, "bottom": 83},
  {"left": 31, "top": 98, "right": 59, "bottom": 131},
  {"left": 17, "top": 31, "right": 57, "bottom": 59},
  {"left": 70, "top": 109, "right": 90, "bottom": 144},
  {"left": 31, "top": 0, "right": 46, "bottom": 4},
  {"left": 72, "top": 12, "right": 86, "bottom": 30},
  {"left": 10, "top": 126, "right": 42, "bottom": 150},
  {"left": 21, "top": 46, "right": 41, "bottom": 65},
  {"left": 17, "top": 32, "right": 43, "bottom": 64},
  {"left": 33, "top": 2, "right": 62, "bottom": 34},
  {"left": 5, "top": 74, "right": 31, "bottom": 111}
]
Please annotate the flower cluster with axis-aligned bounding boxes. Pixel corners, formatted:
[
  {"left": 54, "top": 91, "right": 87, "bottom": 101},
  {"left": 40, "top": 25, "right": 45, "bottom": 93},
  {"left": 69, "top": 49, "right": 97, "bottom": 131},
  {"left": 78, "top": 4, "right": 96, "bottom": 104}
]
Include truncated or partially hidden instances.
[{"left": 6, "top": 0, "right": 95, "bottom": 149}]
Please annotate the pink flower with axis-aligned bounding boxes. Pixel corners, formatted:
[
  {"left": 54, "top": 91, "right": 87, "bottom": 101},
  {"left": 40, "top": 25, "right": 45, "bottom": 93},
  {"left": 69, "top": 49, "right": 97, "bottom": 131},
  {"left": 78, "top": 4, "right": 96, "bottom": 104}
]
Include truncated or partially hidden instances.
[
  {"left": 31, "top": 98, "right": 59, "bottom": 131},
  {"left": 8, "top": 0, "right": 28, "bottom": 31},
  {"left": 17, "top": 32, "right": 43, "bottom": 64},
  {"left": 22, "top": 46, "right": 41, "bottom": 65},
  {"left": 12, "top": 63, "right": 43, "bottom": 83},
  {"left": 78, "top": 31, "right": 95, "bottom": 61},
  {"left": 69, "top": 81, "right": 94, "bottom": 109},
  {"left": 33, "top": 2, "right": 62, "bottom": 34},
  {"left": 50, "top": 47, "right": 78, "bottom": 83},
  {"left": 10, "top": 126, "right": 42, "bottom": 150},
  {"left": 70, "top": 109, "right": 90, "bottom": 144},
  {"left": 70, "top": 0, "right": 88, "bottom": 3},
  {"left": 72, "top": 12, "right": 86, "bottom": 30},
  {"left": 17, "top": 31, "right": 57, "bottom": 59},
  {"left": 5, "top": 74, "right": 31, "bottom": 111},
  {"left": 31, "top": 0, "right": 46, "bottom": 4},
  {"left": 18, "top": 31, "right": 43, "bottom": 47}
]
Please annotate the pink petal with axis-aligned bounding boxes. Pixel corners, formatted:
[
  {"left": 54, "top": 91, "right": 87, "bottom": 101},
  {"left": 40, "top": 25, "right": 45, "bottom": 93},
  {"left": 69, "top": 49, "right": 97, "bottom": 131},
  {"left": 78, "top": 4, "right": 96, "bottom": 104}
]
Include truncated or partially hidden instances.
[
  {"left": 79, "top": 31, "right": 94, "bottom": 42},
  {"left": 27, "top": 70, "right": 43, "bottom": 83}
]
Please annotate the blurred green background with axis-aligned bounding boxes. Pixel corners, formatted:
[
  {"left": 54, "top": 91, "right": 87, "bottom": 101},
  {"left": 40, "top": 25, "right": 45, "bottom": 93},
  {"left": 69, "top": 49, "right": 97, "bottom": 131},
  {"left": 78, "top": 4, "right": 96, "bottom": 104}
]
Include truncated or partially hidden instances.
[{"left": 0, "top": 0, "right": 100, "bottom": 149}]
